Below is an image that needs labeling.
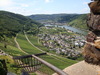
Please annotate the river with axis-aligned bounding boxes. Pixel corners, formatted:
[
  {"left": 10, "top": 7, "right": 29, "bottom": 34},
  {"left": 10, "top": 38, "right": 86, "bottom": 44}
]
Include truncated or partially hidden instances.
[{"left": 45, "top": 24, "right": 87, "bottom": 35}]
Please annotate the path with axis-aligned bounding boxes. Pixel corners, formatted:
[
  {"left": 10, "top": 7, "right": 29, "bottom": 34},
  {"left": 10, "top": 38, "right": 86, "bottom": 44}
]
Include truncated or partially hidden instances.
[
  {"left": 53, "top": 61, "right": 100, "bottom": 75},
  {"left": 24, "top": 31, "right": 68, "bottom": 63},
  {"left": 0, "top": 49, "right": 7, "bottom": 55},
  {"left": 24, "top": 32, "right": 45, "bottom": 53},
  {"left": 0, "top": 49, "right": 13, "bottom": 58},
  {"left": 14, "top": 35, "right": 28, "bottom": 55}
]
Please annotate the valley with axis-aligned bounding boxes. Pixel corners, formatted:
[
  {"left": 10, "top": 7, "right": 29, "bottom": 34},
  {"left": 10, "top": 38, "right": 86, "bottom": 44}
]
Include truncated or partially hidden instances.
[
  {"left": 29, "top": 14, "right": 87, "bottom": 30},
  {"left": 0, "top": 11, "right": 86, "bottom": 75}
]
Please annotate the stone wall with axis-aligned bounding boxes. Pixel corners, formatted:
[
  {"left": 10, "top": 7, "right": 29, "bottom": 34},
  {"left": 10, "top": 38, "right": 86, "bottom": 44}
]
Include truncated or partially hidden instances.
[{"left": 83, "top": 0, "right": 100, "bottom": 65}]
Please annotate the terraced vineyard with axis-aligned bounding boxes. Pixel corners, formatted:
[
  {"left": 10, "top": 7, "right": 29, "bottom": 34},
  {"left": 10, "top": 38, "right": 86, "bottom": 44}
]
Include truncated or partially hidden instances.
[
  {"left": 22, "top": 33, "right": 78, "bottom": 69},
  {"left": 27, "top": 35, "right": 49, "bottom": 52},
  {"left": 17, "top": 33, "right": 77, "bottom": 74},
  {"left": 16, "top": 34, "right": 42, "bottom": 54},
  {"left": 0, "top": 37, "right": 25, "bottom": 56},
  {"left": 0, "top": 33, "right": 77, "bottom": 74}
]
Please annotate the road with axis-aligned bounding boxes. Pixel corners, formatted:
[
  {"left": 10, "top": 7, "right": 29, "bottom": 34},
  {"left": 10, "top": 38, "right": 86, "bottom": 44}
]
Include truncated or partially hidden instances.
[
  {"left": 53, "top": 61, "right": 100, "bottom": 75},
  {"left": 14, "top": 35, "right": 28, "bottom": 55},
  {"left": 24, "top": 31, "right": 69, "bottom": 63}
]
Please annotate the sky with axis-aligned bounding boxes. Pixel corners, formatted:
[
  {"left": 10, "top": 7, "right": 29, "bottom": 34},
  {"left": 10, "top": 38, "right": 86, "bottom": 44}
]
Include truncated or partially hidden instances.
[{"left": 0, "top": 0, "right": 91, "bottom": 16}]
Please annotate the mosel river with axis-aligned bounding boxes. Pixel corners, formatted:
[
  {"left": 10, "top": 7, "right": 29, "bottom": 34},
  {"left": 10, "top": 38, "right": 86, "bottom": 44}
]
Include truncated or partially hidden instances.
[{"left": 45, "top": 24, "right": 87, "bottom": 35}]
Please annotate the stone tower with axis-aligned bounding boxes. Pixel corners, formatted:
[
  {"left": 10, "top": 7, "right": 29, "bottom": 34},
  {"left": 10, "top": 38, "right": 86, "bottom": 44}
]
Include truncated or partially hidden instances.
[{"left": 83, "top": 0, "right": 100, "bottom": 65}]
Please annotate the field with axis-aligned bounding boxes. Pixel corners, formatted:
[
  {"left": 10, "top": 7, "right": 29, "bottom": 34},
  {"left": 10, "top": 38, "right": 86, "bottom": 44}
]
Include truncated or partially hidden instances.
[
  {"left": 16, "top": 34, "right": 42, "bottom": 54},
  {"left": 0, "top": 37, "right": 25, "bottom": 56},
  {"left": 26, "top": 34, "right": 77, "bottom": 74},
  {"left": 0, "top": 33, "right": 77, "bottom": 75},
  {"left": 27, "top": 35, "right": 49, "bottom": 52},
  {"left": 26, "top": 34, "right": 77, "bottom": 68}
]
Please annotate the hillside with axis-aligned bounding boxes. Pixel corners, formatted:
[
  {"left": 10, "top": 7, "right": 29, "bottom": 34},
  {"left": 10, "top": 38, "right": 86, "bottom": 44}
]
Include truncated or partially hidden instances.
[
  {"left": 68, "top": 14, "right": 88, "bottom": 30},
  {"left": 0, "top": 11, "right": 43, "bottom": 39},
  {"left": 0, "top": 11, "right": 78, "bottom": 75},
  {"left": 0, "top": 11, "right": 43, "bottom": 74},
  {"left": 28, "top": 14, "right": 80, "bottom": 23},
  {"left": 29, "top": 14, "right": 88, "bottom": 30}
]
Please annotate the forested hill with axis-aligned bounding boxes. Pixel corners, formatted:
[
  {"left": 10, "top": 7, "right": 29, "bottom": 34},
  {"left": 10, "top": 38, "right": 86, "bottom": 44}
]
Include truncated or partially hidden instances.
[
  {"left": 0, "top": 11, "right": 43, "bottom": 39},
  {"left": 28, "top": 14, "right": 80, "bottom": 23},
  {"left": 68, "top": 14, "right": 87, "bottom": 29},
  {"left": 28, "top": 14, "right": 87, "bottom": 30}
]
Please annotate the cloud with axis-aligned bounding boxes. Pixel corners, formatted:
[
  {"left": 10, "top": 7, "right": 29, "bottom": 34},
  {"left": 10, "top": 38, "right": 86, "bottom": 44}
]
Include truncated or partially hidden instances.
[
  {"left": 45, "top": 0, "right": 53, "bottom": 3},
  {"left": 0, "top": 0, "right": 41, "bottom": 16},
  {"left": 3, "top": 6, "right": 28, "bottom": 15},
  {"left": 80, "top": 8, "right": 90, "bottom": 13},
  {"left": 20, "top": 4, "right": 29, "bottom": 7},
  {"left": 0, "top": 0, "right": 13, "bottom": 7},
  {"left": 45, "top": 0, "right": 50, "bottom": 3},
  {"left": 83, "top": 2, "right": 89, "bottom": 5}
]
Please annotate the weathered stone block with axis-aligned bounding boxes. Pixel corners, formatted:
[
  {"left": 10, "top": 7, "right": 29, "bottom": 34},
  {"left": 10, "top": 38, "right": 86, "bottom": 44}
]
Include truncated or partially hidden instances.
[
  {"left": 87, "top": 13, "right": 100, "bottom": 31},
  {"left": 86, "top": 31, "right": 97, "bottom": 43},
  {"left": 94, "top": 39, "right": 100, "bottom": 49},
  {"left": 89, "top": 1, "right": 100, "bottom": 14},
  {"left": 83, "top": 43, "right": 100, "bottom": 65}
]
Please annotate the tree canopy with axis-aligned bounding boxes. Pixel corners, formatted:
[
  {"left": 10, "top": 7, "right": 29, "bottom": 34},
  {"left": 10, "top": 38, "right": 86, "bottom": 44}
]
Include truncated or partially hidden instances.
[{"left": 0, "top": 11, "right": 43, "bottom": 40}]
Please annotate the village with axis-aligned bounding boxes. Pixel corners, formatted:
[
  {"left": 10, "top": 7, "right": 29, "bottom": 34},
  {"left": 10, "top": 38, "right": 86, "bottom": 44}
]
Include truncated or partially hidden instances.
[{"left": 38, "top": 26, "right": 85, "bottom": 59}]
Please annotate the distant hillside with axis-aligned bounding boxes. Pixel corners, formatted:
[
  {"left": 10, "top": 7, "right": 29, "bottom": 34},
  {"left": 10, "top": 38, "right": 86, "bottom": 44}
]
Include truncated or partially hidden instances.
[
  {"left": 0, "top": 11, "right": 43, "bottom": 40},
  {"left": 68, "top": 14, "right": 87, "bottom": 30},
  {"left": 28, "top": 14, "right": 80, "bottom": 23},
  {"left": 28, "top": 14, "right": 88, "bottom": 30}
]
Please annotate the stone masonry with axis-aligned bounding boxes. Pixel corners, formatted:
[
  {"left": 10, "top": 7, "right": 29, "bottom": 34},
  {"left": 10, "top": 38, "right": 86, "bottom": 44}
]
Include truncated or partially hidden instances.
[{"left": 83, "top": 0, "right": 100, "bottom": 65}]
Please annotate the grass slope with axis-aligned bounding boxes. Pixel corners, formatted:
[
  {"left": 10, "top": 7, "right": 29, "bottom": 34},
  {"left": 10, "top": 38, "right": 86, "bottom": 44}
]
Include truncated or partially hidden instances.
[
  {"left": 0, "top": 37, "right": 25, "bottom": 56},
  {"left": 27, "top": 35, "right": 49, "bottom": 51},
  {"left": 26, "top": 34, "right": 77, "bottom": 74},
  {"left": 16, "top": 34, "right": 42, "bottom": 54},
  {"left": 27, "top": 34, "right": 77, "bottom": 68},
  {"left": 0, "top": 33, "right": 77, "bottom": 74},
  {"left": 68, "top": 14, "right": 87, "bottom": 30}
]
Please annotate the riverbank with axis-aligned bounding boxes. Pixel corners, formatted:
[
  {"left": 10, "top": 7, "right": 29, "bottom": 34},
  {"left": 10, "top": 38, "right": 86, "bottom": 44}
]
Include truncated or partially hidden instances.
[
  {"left": 38, "top": 26, "right": 85, "bottom": 60},
  {"left": 45, "top": 24, "right": 87, "bottom": 35}
]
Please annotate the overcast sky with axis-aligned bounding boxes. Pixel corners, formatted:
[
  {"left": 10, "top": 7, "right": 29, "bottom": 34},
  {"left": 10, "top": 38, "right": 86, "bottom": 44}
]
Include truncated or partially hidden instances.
[{"left": 0, "top": 0, "right": 91, "bottom": 16}]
